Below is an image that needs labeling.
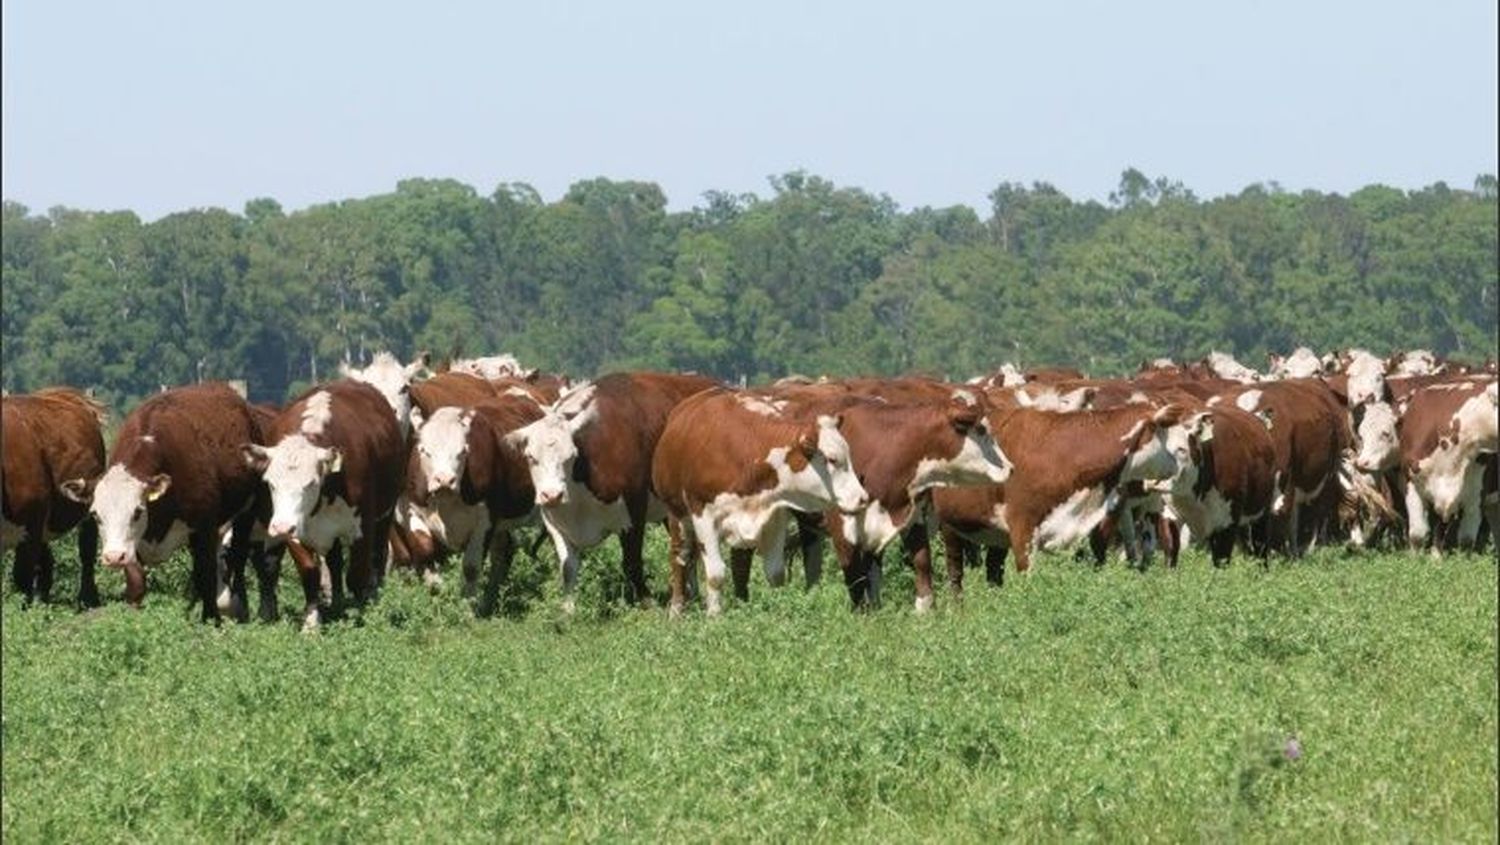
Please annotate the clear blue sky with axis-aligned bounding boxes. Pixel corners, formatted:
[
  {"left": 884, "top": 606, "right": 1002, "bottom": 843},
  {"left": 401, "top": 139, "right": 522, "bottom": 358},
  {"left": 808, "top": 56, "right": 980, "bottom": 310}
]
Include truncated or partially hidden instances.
[{"left": 4, "top": 0, "right": 1496, "bottom": 220}]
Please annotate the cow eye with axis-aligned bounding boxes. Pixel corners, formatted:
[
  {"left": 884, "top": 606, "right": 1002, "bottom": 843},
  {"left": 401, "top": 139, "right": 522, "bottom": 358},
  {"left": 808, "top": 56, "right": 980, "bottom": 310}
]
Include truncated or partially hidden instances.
[{"left": 133, "top": 506, "right": 145, "bottom": 519}]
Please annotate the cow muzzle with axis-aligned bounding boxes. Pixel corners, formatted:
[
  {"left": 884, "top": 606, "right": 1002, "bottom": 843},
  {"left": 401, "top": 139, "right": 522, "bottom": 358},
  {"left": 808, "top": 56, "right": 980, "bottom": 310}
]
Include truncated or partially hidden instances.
[
  {"left": 537, "top": 489, "right": 565, "bottom": 507},
  {"left": 102, "top": 549, "right": 136, "bottom": 568},
  {"left": 267, "top": 521, "right": 297, "bottom": 541},
  {"left": 429, "top": 473, "right": 457, "bottom": 493}
]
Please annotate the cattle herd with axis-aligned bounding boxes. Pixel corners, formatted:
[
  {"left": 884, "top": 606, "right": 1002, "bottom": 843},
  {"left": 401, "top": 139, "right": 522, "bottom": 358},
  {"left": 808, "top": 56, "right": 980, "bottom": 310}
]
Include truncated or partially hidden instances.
[{"left": 2, "top": 346, "right": 1496, "bottom": 629}]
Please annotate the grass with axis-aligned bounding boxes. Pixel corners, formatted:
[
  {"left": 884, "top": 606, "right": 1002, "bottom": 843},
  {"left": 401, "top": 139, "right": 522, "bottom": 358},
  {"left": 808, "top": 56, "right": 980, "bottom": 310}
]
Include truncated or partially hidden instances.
[{"left": 2, "top": 532, "right": 1497, "bottom": 842}]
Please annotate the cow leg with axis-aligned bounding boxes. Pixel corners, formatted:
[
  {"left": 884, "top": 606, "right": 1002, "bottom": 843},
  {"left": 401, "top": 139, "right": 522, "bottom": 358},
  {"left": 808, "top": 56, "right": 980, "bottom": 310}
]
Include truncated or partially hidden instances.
[
  {"left": 843, "top": 549, "right": 874, "bottom": 611},
  {"left": 189, "top": 529, "right": 223, "bottom": 624},
  {"left": 1009, "top": 525, "right": 1035, "bottom": 576},
  {"left": 347, "top": 529, "right": 378, "bottom": 606},
  {"left": 254, "top": 542, "right": 283, "bottom": 623},
  {"left": 759, "top": 513, "right": 790, "bottom": 588},
  {"left": 541, "top": 520, "right": 582, "bottom": 614},
  {"left": 1456, "top": 484, "right": 1484, "bottom": 551},
  {"left": 1404, "top": 484, "right": 1431, "bottom": 553},
  {"left": 221, "top": 512, "right": 255, "bottom": 622},
  {"left": 795, "top": 512, "right": 824, "bottom": 587},
  {"left": 11, "top": 533, "right": 43, "bottom": 604},
  {"left": 666, "top": 517, "right": 689, "bottom": 617},
  {"left": 1209, "top": 530, "right": 1235, "bottom": 568},
  {"left": 1158, "top": 516, "right": 1181, "bottom": 569},
  {"left": 477, "top": 529, "right": 514, "bottom": 617},
  {"left": 286, "top": 541, "right": 322, "bottom": 631},
  {"left": 985, "top": 543, "right": 1007, "bottom": 587},
  {"left": 1115, "top": 504, "right": 1141, "bottom": 569},
  {"left": 1287, "top": 497, "right": 1303, "bottom": 559},
  {"left": 693, "top": 516, "right": 730, "bottom": 616},
  {"left": 35, "top": 542, "right": 57, "bottom": 602},
  {"left": 729, "top": 547, "right": 753, "bottom": 603},
  {"left": 940, "top": 524, "right": 968, "bottom": 598},
  {"left": 325, "top": 543, "right": 345, "bottom": 610},
  {"left": 905, "top": 522, "right": 935, "bottom": 612},
  {"left": 1088, "top": 518, "right": 1113, "bottom": 568},
  {"left": 77, "top": 517, "right": 101, "bottom": 608},
  {"left": 618, "top": 521, "right": 652, "bottom": 607},
  {"left": 461, "top": 527, "right": 488, "bottom": 599}
]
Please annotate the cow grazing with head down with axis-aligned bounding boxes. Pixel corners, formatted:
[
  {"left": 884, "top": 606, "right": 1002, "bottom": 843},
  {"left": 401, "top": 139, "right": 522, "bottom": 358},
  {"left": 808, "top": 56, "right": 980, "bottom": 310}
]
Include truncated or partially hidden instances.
[
  {"left": 242, "top": 380, "right": 405, "bottom": 630},
  {"left": 406, "top": 394, "right": 543, "bottom": 606},
  {"left": 506, "top": 371, "right": 721, "bottom": 610},
  {"left": 1396, "top": 379, "right": 1498, "bottom": 553},
  {"left": 2, "top": 388, "right": 107, "bottom": 605},
  {"left": 934, "top": 403, "right": 1194, "bottom": 588},
  {"left": 652, "top": 388, "right": 870, "bottom": 616},
  {"left": 1267, "top": 347, "right": 1324, "bottom": 380},
  {"left": 61, "top": 383, "right": 263, "bottom": 620}
]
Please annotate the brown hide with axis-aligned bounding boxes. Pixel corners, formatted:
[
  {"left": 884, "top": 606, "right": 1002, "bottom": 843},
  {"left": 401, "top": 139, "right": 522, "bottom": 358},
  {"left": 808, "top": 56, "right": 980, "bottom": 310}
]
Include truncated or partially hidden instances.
[
  {"left": 3, "top": 388, "right": 106, "bottom": 540},
  {"left": 573, "top": 371, "right": 721, "bottom": 506},
  {"left": 1177, "top": 405, "right": 1277, "bottom": 565},
  {"left": 458, "top": 396, "right": 545, "bottom": 522},
  {"left": 267, "top": 381, "right": 406, "bottom": 529}
]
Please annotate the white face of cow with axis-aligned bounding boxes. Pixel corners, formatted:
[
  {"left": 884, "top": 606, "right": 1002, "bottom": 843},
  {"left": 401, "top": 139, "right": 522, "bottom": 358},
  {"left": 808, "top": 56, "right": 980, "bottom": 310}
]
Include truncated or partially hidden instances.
[
  {"left": 413, "top": 406, "right": 473, "bottom": 493},
  {"left": 87, "top": 464, "right": 170, "bottom": 567},
  {"left": 1121, "top": 409, "right": 1188, "bottom": 483},
  {"left": 243, "top": 436, "right": 343, "bottom": 540},
  {"left": 1354, "top": 401, "right": 1400, "bottom": 473},
  {"left": 1345, "top": 351, "right": 1387, "bottom": 408},
  {"left": 1207, "top": 351, "right": 1260, "bottom": 383},
  {"left": 914, "top": 418, "right": 1012, "bottom": 490},
  {"left": 817, "top": 417, "right": 869, "bottom": 514},
  {"left": 508, "top": 398, "right": 596, "bottom": 507},
  {"left": 340, "top": 351, "right": 426, "bottom": 434}
]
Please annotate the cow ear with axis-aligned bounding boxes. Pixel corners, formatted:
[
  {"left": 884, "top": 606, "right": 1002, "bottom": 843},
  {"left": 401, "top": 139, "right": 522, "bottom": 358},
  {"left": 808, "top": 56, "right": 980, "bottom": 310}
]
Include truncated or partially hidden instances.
[
  {"left": 1191, "top": 412, "right": 1215, "bottom": 443},
  {"left": 60, "top": 477, "right": 94, "bottom": 504},
  {"left": 566, "top": 404, "right": 598, "bottom": 435},
  {"left": 1151, "top": 403, "right": 1186, "bottom": 427},
  {"left": 502, "top": 429, "right": 528, "bottom": 453},
  {"left": 405, "top": 351, "right": 431, "bottom": 379},
  {"left": 322, "top": 447, "right": 344, "bottom": 475},
  {"left": 145, "top": 474, "right": 171, "bottom": 502},
  {"left": 409, "top": 406, "right": 426, "bottom": 432},
  {"left": 242, "top": 443, "right": 270, "bottom": 473},
  {"left": 1076, "top": 386, "right": 1098, "bottom": 410},
  {"left": 460, "top": 408, "right": 477, "bottom": 428},
  {"left": 946, "top": 403, "right": 981, "bottom": 434}
]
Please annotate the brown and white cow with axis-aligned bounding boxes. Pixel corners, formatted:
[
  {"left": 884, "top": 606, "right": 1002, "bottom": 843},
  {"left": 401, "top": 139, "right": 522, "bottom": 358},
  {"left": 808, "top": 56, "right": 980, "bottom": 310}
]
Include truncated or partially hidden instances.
[
  {"left": 934, "top": 403, "right": 1193, "bottom": 586},
  {"left": 339, "top": 351, "right": 429, "bottom": 436},
  {"left": 61, "top": 383, "right": 263, "bottom": 620},
  {"left": 1267, "top": 347, "right": 1324, "bottom": 379},
  {"left": 1160, "top": 405, "right": 1278, "bottom": 567},
  {"left": 242, "top": 380, "right": 406, "bottom": 630},
  {"left": 1395, "top": 379, "right": 1498, "bottom": 552},
  {"left": 652, "top": 388, "right": 869, "bottom": 616},
  {"left": 505, "top": 371, "right": 721, "bottom": 611},
  {"left": 2, "top": 388, "right": 107, "bottom": 605},
  {"left": 809, "top": 398, "right": 1012, "bottom": 611},
  {"left": 1209, "top": 379, "right": 1350, "bottom": 555},
  {"left": 406, "top": 394, "right": 543, "bottom": 606}
]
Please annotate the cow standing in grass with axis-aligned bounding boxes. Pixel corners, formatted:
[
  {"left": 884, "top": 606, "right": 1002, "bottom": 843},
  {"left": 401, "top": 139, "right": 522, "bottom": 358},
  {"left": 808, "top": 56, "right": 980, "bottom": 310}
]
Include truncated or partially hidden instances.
[{"left": 2, "top": 388, "right": 107, "bottom": 605}]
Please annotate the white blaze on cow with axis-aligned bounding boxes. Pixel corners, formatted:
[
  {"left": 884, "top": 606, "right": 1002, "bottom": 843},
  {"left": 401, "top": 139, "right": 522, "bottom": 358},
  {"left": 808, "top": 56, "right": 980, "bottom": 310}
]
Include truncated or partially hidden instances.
[
  {"left": 1353, "top": 401, "right": 1400, "bottom": 473},
  {"left": 87, "top": 463, "right": 172, "bottom": 567},
  {"left": 412, "top": 406, "right": 474, "bottom": 494}
]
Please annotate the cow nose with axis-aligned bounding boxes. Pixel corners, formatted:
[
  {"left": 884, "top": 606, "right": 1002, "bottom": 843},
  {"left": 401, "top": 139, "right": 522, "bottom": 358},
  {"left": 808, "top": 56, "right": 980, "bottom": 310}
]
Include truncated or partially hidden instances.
[
  {"left": 432, "top": 473, "right": 456, "bottom": 490},
  {"left": 103, "top": 550, "right": 131, "bottom": 568},
  {"left": 538, "top": 490, "right": 563, "bottom": 506},
  {"left": 267, "top": 522, "right": 294, "bottom": 540}
]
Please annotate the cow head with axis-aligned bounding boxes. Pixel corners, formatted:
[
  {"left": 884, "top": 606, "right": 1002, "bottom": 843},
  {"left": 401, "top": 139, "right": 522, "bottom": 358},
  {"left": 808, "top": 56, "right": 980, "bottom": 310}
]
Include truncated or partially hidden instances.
[
  {"left": 340, "top": 351, "right": 429, "bottom": 434},
  {"left": 505, "top": 386, "right": 597, "bottom": 507},
  {"left": 1353, "top": 401, "right": 1400, "bottom": 473},
  {"left": 1206, "top": 351, "right": 1261, "bottom": 383},
  {"left": 242, "top": 436, "right": 344, "bottom": 540},
  {"left": 411, "top": 406, "right": 475, "bottom": 494},
  {"left": 1344, "top": 350, "right": 1389, "bottom": 408},
  {"left": 789, "top": 414, "right": 869, "bottom": 515},
  {"left": 1166, "top": 411, "right": 1217, "bottom": 494},
  {"left": 61, "top": 464, "right": 170, "bottom": 571},
  {"left": 1120, "top": 404, "right": 1190, "bottom": 483},
  {"left": 912, "top": 404, "right": 1012, "bottom": 491}
]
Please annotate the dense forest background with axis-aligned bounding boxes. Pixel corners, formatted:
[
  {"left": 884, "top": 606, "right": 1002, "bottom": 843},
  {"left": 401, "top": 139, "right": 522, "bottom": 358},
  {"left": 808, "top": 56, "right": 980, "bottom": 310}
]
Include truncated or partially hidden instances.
[{"left": 2, "top": 169, "right": 1496, "bottom": 408}]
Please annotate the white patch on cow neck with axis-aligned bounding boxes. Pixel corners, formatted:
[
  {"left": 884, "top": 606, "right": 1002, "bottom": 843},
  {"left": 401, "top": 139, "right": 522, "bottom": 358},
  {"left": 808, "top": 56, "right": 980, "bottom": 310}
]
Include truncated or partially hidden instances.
[
  {"left": 416, "top": 407, "right": 471, "bottom": 492},
  {"left": 301, "top": 391, "right": 334, "bottom": 436},
  {"left": 424, "top": 490, "right": 489, "bottom": 550},
  {"left": 910, "top": 428, "right": 1010, "bottom": 493},
  {"left": 538, "top": 489, "right": 638, "bottom": 548},
  {"left": 1168, "top": 483, "right": 1236, "bottom": 538},
  {"left": 297, "top": 497, "right": 360, "bottom": 555},
  {"left": 136, "top": 519, "right": 192, "bottom": 565},
  {"left": 839, "top": 499, "right": 907, "bottom": 553},
  {"left": 1234, "top": 390, "right": 1263, "bottom": 412},
  {"left": 736, "top": 394, "right": 788, "bottom": 417},
  {"left": 1035, "top": 486, "right": 1116, "bottom": 550}
]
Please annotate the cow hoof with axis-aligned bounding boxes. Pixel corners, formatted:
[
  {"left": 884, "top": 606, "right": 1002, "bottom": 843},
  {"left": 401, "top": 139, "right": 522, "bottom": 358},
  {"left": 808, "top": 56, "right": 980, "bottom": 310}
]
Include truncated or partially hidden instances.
[
  {"left": 560, "top": 597, "right": 577, "bottom": 616},
  {"left": 667, "top": 601, "right": 684, "bottom": 619},
  {"left": 913, "top": 595, "right": 934, "bottom": 614},
  {"left": 421, "top": 570, "right": 443, "bottom": 592}
]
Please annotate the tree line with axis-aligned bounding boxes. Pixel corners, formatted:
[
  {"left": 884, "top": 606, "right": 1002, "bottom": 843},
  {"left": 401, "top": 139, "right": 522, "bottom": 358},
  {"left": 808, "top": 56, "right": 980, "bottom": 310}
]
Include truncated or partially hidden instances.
[{"left": 2, "top": 169, "right": 1496, "bottom": 409}]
